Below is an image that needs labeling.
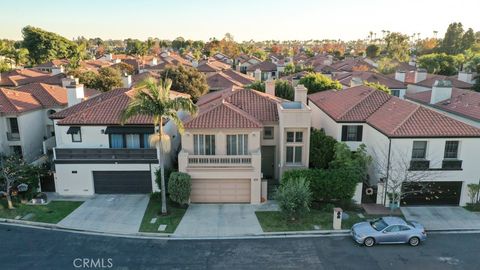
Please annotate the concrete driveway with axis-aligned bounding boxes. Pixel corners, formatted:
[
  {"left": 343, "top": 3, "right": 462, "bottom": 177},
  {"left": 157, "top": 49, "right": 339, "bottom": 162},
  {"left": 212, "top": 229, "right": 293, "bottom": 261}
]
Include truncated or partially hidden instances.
[
  {"left": 174, "top": 204, "right": 264, "bottom": 237},
  {"left": 58, "top": 195, "right": 149, "bottom": 234},
  {"left": 401, "top": 206, "right": 480, "bottom": 230}
]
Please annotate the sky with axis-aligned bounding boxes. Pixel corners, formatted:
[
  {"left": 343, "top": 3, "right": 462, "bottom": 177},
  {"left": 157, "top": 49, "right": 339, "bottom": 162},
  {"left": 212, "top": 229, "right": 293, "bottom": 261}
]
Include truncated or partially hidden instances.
[{"left": 1, "top": 0, "right": 479, "bottom": 41}]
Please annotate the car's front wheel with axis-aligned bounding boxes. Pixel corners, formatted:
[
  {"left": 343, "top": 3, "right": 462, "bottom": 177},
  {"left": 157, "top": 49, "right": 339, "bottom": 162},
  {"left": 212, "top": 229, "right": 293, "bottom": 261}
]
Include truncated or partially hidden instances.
[
  {"left": 364, "top": 237, "right": 375, "bottom": 247},
  {"left": 408, "top": 237, "right": 420, "bottom": 247}
]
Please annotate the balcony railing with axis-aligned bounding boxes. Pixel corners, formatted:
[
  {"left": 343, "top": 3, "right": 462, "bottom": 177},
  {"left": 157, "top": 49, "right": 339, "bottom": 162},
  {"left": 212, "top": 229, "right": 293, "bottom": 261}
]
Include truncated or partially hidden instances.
[
  {"left": 187, "top": 155, "right": 252, "bottom": 167},
  {"left": 442, "top": 160, "right": 463, "bottom": 170},
  {"left": 409, "top": 159, "right": 430, "bottom": 171},
  {"left": 54, "top": 148, "right": 157, "bottom": 163},
  {"left": 6, "top": 132, "right": 20, "bottom": 141}
]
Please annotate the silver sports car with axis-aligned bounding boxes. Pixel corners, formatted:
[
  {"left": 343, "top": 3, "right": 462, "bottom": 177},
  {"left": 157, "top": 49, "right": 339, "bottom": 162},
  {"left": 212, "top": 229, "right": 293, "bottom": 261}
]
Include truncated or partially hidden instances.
[{"left": 351, "top": 216, "right": 427, "bottom": 247}]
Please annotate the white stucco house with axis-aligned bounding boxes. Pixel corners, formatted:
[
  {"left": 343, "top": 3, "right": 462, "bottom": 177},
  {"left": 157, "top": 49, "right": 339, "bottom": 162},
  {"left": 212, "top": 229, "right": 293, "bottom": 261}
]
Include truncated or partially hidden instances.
[
  {"left": 308, "top": 85, "right": 480, "bottom": 206},
  {"left": 178, "top": 82, "right": 311, "bottom": 204},
  {"left": 50, "top": 83, "right": 189, "bottom": 196}
]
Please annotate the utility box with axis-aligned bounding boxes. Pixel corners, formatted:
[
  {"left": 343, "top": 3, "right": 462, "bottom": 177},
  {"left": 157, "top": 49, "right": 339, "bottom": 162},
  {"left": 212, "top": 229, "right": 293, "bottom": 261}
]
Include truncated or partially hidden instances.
[{"left": 333, "top": 207, "right": 343, "bottom": 230}]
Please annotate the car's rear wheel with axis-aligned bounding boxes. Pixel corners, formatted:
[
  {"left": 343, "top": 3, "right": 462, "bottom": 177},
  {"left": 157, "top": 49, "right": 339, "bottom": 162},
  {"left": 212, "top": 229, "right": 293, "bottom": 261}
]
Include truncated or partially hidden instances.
[
  {"left": 408, "top": 237, "right": 420, "bottom": 246},
  {"left": 364, "top": 237, "right": 375, "bottom": 247}
]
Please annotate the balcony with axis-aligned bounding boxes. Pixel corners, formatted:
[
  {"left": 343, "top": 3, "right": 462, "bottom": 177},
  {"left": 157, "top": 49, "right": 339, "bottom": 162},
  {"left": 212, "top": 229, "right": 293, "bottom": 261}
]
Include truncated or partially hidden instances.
[
  {"left": 54, "top": 148, "right": 157, "bottom": 164},
  {"left": 409, "top": 159, "right": 430, "bottom": 171},
  {"left": 187, "top": 155, "right": 252, "bottom": 167},
  {"left": 6, "top": 132, "right": 20, "bottom": 141},
  {"left": 441, "top": 160, "right": 463, "bottom": 170}
]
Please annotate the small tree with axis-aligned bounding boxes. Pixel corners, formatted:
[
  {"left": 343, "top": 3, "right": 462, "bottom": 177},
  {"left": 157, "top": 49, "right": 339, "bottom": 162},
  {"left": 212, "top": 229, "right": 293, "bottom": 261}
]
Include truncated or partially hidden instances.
[
  {"left": 160, "top": 65, "right": 208, "bottom": 101},
  {"left": 298, "top": 72, "right": 342, "bottom": 94},
  {"left": 309, "top": 129, "right": 336, "bottom": 169},
  {"left": 366, "top": 44, "right": 380, "bottom": 58},
  {"left": 94, "top": 67, "right": 123, "bottom": 92},
  {"left": 364, "top": 81, "right": 391, "bottom": 95},
  {"left": 467, "top": 184, "right": 480, "bottom": 204},
  {"left": 275, "top": 177, "right": 312, "bottom": 221},
  {"left": 168, "top": 172, "right": 191, "bottom": 206},
  {"left": 374, "top": 148, "right": 442, "bottom": 212}
]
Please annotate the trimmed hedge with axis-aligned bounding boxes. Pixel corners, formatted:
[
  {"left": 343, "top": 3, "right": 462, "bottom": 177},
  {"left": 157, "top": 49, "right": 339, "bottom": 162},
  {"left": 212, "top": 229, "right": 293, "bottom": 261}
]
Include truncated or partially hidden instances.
[
  {"left": 282, "top": 168, "right": 359, "bottom": 202},
  {"left": 168, "top": 172, "right": 191, "bottom": 206}
]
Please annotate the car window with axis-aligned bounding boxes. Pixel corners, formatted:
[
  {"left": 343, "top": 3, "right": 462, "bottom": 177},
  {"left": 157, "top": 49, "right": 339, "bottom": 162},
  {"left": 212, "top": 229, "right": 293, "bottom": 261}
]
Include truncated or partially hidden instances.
[
  {"left": 384, "top": 225, "right": 400, "bottom": 233},
  {"left": 399, "top": 225, "right": 411, "bottom": 231},
  {"left": 370, "top": 219, "right": 388, "bottom": 231}
]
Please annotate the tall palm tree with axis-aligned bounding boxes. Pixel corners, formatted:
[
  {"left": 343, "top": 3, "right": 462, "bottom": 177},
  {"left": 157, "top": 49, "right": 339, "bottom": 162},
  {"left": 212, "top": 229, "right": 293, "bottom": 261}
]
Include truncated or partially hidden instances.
[{"left": 120, "top": 77, "right": 197, "bottom": 214}]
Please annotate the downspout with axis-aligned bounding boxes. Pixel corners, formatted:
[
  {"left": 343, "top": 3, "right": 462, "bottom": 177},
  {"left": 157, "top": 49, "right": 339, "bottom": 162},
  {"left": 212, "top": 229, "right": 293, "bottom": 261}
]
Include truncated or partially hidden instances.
[{"left": 384, "top": 138, "right": 392, "bottom": 206}]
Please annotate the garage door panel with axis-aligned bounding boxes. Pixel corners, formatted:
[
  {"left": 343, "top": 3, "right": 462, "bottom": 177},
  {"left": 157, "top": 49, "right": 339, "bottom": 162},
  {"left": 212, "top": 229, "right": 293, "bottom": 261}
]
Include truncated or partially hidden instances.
[
  {"left": 191, "top": 179, "right": 251, "bottom": 203},
  {"left": 401, "top": 181, "right": 462, "bottom": 206},
  {"left": 93, "top": 171, "right": 152, "bottom": 194}
]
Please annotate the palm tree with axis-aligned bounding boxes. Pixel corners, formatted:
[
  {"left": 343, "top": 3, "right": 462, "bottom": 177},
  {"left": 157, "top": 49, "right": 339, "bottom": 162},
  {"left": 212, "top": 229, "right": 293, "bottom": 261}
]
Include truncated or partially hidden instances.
[{"left": 120, "top": 77, "right": 197, "bottom": 214}]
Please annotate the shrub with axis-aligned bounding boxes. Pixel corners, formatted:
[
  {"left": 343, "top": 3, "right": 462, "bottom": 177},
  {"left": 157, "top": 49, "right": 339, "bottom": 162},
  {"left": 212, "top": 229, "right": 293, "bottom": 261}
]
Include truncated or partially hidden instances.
[
  {"left": 309, "top": 129, "right": 336, "bottom": 169},
  {"left": 155, "top": 168, "right": 177, "bottom": 194},
  {"left": 282, "top": 169, "right": 358, "bottom": 202},
  {"left": 467, "top": 183, "right": 480, "bottom": 204},
  {"left": 275, "top": 177, "right": 312, "bottom": 221},
  {"left": 167, "top": 172, "right": 191, "bottom": 206},
  {"left": 298, "top": 72, "right": 342, "bottom": 94},
  {"left": 150, "top": 192, "right": 162, "bottom": 200}
]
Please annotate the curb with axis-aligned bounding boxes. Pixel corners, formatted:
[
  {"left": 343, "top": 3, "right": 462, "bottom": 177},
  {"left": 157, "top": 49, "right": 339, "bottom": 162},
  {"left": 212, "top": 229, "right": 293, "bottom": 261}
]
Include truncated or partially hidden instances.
[{"left": 2, "top": 218, "right": 480, "bottom": 240}]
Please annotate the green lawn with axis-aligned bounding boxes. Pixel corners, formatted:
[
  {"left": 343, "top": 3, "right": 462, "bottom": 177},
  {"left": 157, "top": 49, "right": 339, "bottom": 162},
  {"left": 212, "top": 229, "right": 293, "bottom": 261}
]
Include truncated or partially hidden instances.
[
  {"left": 256, "top": 210, "right": 403, "bottom": 232},
  {"left": 464, "top": 203, "right": 480, "bottom": 212},
  {"left": 0, "top": 200, "right": 83, "bottom": 224},
  {"left": 139, "top": 197, "right": 187, "bottom": 233}
]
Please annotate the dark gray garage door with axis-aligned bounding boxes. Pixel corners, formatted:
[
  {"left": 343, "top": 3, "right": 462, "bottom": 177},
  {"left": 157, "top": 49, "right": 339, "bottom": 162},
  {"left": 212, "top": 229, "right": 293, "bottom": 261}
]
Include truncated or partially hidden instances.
[
  {"left": 401, "top": 181, "right": 462, "bottom": 206},
  {"left": 93, "top": 171, "right": 152, "bottom": 194}
]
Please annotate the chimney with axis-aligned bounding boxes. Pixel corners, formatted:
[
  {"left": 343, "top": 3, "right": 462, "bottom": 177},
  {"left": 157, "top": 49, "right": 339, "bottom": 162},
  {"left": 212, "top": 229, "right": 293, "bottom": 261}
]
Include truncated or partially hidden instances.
[
  {"left": 458, "top": 71, "right": 474, "bottom": 84},
  {"left": 430, "top": 80, "right": 452, "bottom": 104},
  {"left": 254, "top": 68, "right": 262, "bottom": 81},
  {"left": 265, "top": 79, "right": 275, "bottom": 96},
  {"left": 414, "top": 69, "right": 427, "bottom": 83},
  {"left": 192, "top": 60, "right": 198, "bottom": 68},
  {"left": 51, "top": 65, "right": 64, "bottom": 75},
  {"left": 350, "top": 76, "right": 363, "bottom": 87},
  {"left": 66, "top": 80, "right": 85, "bottom": 107},
  {"left": 294, "top": 84, "right": 308, "bottom": 104},
  {"left": 150, "top": 57, "right": 158, "bottom": 66},
  {"left": 61, "top": 76, "right": 78, "bottom": 88},
  {"left": 394, "top": 70, "right": 406, "bottom": 82},
  {"left": 122, "top": 73, "right": 132, "bottom": 88},
  {"left": 106, "top": 53, "right": 113, "bottom": 61}
]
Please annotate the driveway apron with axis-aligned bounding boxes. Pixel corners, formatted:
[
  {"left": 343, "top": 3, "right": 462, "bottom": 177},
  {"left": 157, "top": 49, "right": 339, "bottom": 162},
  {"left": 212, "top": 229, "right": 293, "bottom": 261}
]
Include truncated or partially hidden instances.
[{"left": 401, "top": 206, "right": 480, "bottom": 230}]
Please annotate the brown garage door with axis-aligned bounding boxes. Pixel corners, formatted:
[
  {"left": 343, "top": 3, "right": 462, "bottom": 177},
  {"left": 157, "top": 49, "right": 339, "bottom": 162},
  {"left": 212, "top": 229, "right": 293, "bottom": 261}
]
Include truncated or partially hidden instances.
[{"left": 190, "top": 179, "right": 251, "bottom": 203}]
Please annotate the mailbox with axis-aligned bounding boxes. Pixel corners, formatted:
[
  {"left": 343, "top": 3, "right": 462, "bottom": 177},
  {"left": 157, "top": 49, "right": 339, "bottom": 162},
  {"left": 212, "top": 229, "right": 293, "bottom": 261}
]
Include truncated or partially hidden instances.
[{"left": 333, "top": 207, "right": 343, "bottom": 230}]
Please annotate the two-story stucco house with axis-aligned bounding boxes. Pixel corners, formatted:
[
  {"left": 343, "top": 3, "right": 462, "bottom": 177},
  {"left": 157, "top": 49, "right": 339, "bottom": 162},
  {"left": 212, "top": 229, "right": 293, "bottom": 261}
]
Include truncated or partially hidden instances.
[
  {"left": 178, "top": 82, "right": 311, "bottom": 204},
  {"left": 308, "top": 85, "right": 480, "bottom": 206},
  {"left": 50, "top": 83, "right": 189, "bottom": 196}
]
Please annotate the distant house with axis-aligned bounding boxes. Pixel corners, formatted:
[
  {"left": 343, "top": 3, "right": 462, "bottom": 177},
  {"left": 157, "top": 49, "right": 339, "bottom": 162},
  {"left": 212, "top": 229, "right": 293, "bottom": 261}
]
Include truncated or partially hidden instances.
[
  {"left": 0, "top": 68, "right": 65, "bottom": 87},
  {"left": 206, "top": 69, "right": 255, "bottom": 91},
  {"left": 235, "top": 55, "right": 261, "bottom": 74},
  {"left": 246, "top": 61, "right": 279, "bottom": 81},
  {"left": 334, "top": 71, "right": 408, "bottom": 98}
]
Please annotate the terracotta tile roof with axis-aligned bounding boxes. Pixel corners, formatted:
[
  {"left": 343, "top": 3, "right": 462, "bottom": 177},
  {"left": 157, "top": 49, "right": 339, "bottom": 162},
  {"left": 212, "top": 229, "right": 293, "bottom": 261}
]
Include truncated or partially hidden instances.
[
  {"left": 308, "top": 86, "right": 480, "bottom": 137},
  {"left": 16, "top": 83, "right": 100, "bottom": 108},
  {"left": 35, "top": 59, "right": 69, "bottom": 68},
  {"left": 414, "top": 74, "right": 472, "bottom": 89},
  {"left": 206, "top": 70, "right": 255, "bottom": 90},
  {"left": 334, "top": 71, "right": 407, "bottom": 89},
  {"left": 0, "top": 88, "right": 42, "bottom": 114},
  {"left": 50, "top": 88, "right": 130, "bottom": 120},
  {"left": 308, "top": 85, "right": 388, "bottom": 121},
  {"left": 184, "top": 100, "right": 262, "bottom": 129},
  {"left": 191, "top": 87, "right": 282, "bottom": 129},
  {"left": 0, "top": 68, "right": 62, "bottom": 86},
  {"left": 405, "top": 88, "right": 480, "bottom": 121},
  {"left": 368, "top": 99, "right": 480, "bottom": 137},
  {"left": 246, "top": 61, "right": 277, "bottom": 72},
  {"left": 330, "top": 58, "right": 375, "bottom": 72},
  {"left": 197, "top": 62, "right": 223, "bottom": 73}
]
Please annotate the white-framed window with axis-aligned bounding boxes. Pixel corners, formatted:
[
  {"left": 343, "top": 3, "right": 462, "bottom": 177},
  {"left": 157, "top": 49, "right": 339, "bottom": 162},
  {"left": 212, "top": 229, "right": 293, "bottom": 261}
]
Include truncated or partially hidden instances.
[
  {"left": 285, "top": 131, "right": 303, "bottom": 164},
  {"left": 193, "top": 134, "right": 215, "bottom": 155},
  {"left": 444, "top": 141, "right": 459, "bottom": 159},
  {"left": 412, "top": 141, "right": 427, "bottom": 159},
  {"left": 227, "top": 134, "right": 248, "bottom": 155},
  {"left": 263, "top": 127, "right": 274, "bottom": 139}
]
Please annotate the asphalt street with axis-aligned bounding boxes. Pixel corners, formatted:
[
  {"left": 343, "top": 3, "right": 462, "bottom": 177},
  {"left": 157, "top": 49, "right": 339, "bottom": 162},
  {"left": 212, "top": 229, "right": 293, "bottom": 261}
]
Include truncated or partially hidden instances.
[{"left": 0, "top": 224, "right": 478, "bottom": 270}]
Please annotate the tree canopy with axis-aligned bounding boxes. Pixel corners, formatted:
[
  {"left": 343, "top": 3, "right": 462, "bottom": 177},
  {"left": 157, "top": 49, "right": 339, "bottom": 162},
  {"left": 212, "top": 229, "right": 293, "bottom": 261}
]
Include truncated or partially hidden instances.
[
  {"left": 364, "top": 81, "right": 391, "bottom": 95},
  {"left": 417, "top": 53, "right": 464, "bottom": 75},
  {"left": 160, "top": 65, "right": 208, "bottom": 100},
  {"left": 298, "top": 73, "right": 342, "bottom": 94}
]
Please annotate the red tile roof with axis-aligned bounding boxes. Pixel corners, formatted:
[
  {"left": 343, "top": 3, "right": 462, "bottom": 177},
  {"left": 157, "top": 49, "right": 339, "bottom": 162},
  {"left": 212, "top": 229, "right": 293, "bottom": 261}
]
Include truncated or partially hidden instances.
[
  {"left": 0, "top": 88, "right": 42, "bottom": 114},
  {"left": 334, "top": 71, "right": 406, "bottom": 89},
  {"left": 184, "top": 100, "right": 262, "bottom": 129},
  {"left": 414, "top": 74, "right": 472, "bottom": 89},
  {"left": 405, "top": 88, "right": 480, "bottom": 122},
  {"left": 16, "top": 83, "right": 100, "bottom": 108},
  {"left": 308, "top": 86, "right": 480, "bottom": 137},
  {"left": 206, "top": 70, "right": 255, "bottom": 91},
  {"left": 246, "top": 61, "right": 277, "bottom": 72},
  {"left": 0, "top": 69, "right": 63, "bottom": 86}
]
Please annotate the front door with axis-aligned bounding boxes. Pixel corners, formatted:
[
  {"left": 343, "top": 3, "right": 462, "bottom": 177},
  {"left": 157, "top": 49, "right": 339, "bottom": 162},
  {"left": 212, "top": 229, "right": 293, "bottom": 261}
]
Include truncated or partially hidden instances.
[{"left": 261, "top": 146, "right": 275, "bottom": 179}]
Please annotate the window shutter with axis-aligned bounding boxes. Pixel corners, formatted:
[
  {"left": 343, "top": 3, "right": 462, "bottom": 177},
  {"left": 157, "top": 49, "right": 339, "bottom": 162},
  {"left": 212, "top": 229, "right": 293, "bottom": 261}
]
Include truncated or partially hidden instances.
[
  {"left": 356, "top": 126, "right": 363, "bottom": 141},
  {"left": 341, "top": 126, "right": 348, "bottom": 141}
]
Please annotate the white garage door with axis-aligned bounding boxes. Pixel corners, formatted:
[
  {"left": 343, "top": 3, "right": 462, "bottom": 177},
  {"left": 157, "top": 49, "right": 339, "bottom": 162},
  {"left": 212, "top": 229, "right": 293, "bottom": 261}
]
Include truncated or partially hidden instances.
[{"left": 190, "top": 179, "right": 251, "bottom": 203}]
